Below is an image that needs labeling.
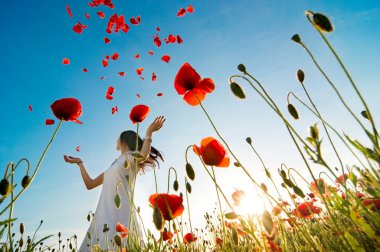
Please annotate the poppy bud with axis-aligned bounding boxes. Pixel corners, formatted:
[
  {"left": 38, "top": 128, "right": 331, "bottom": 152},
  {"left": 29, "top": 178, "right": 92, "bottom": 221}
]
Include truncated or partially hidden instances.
[
  {"left": 0, "top": 178, "right": 11, "bottom": 196},
  {"left": 237, "top": 64, "right": 246, "bottom": 73},
  {"left": 113, "top": 234, "right": 122, "bottom": 247},
  {"left": 180, "top": 192, "right": 183, "bottom": 198},
  {"left": 19, "top": 238, "right": 24, "bottom": 247},
  {"left": 261, "top": 183, "right": 268, "bottom": 193},
  {"left": 287, "top": 104, "right": 299, "bottom": 120},
  {"left": 233, "top": 162, "right": 241, "bottom": 167},
  {"left": 137, "top": 206, "right": 140, "bottom": 213},
  {"left": 230, "top": 82, "right": 246, "bottom": 99},
  {"left": 284, "top": 178, "right": 295, "bottom": 188},
  {"left": 87, "top": 232, "right": 91, "bottom": 240},
  {"left": 21, "top": 175, "right": 31, "bottom": 188},
  {"left": 232, "top": 228, "right": 239, "bottom": 245},
  {"left": 153, "top": 206, "right": 164, "bottom": 230},
  {"left": 310, "top": 124, "right": 319, "bottom": 140},
  {"left": 262, "top": 210, "right": 273, "bottom": 234},
  {"left": 185, "top": 163, "right": 195, "bottom": 181},
  {"left": 87, "top": 213, "right": 91, "bottom": 222},
  {"left": 291, "top": 34, "right": 301, "bottom": 43},
  {"left": 293, "top": 186, "right": 305, "bottom": 198},
  {"left": 69, "top": 243, "right": 73, "bottom": 250},
  {"left": 297, "top": 69, "right": 305, "bottom": 83},
  {"left": 279, "top": 170, "right": 287, "bottom": 179},
  {"left": 173, "top": 180, "right": 179, "bottom": 191},
  {"left": 312, "top": 13, "right": 333, "bottom": 33},
  {"left": 114, "top": 193, "right": 121, "bottom": 208},
  {"left": 225, "top": 212, "right": 238, "bottom": 220},
  {"left": 361, "top": 110, "right": 370, "bottom": 120},
  {"left": 246, "top": 137, "right": 252, "bottom": 144},
  {"left": 20, "top": 223, "right": 24, "bottom": 234},
  {"left": 186, "top": 182, "right": 192, "bottom": 194},
  {"left": 58, "top": 232, "right": 61, "bottom": 237},
  {"left": 27, "top": 237, "right": 31, "bottom": 245}
]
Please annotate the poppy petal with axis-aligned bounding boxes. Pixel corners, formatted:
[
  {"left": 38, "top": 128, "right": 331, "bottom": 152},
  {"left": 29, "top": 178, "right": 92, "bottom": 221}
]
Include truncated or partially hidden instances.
[
  {"left": 62, "top": 58, "right": 70, "bottom": 65},
  {"left": 183, "top": 89, "right": 205, "bottom": 106},
  {"left": 161, "top": 54, "right": 171, "bottom": 63},
  {"left": 177, "top": 8, "right": 186, "bottom": 17},
  {"left": 66, "top": 4, "right": 73, "bottom": 18},
  {"left": 104, "top": 37, "right": 111, "bottom": 44},
  {"left": 197, "top": 78, "right": 215, "bottom": 94},
  {"left": 45, "top": 119, "right": 55, "bottom": 125},
  {"left": 174, "top": 63, "right": 201, "bottom": 95},
  {"left": 187, "top": 5, "right": 194, "bottom": 13}
]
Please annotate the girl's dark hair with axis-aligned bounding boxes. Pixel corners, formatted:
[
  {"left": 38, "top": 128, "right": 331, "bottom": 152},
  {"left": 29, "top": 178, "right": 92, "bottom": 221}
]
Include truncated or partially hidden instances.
[{"left": 119, "top": 130, "right": 164, "bottom": 171}]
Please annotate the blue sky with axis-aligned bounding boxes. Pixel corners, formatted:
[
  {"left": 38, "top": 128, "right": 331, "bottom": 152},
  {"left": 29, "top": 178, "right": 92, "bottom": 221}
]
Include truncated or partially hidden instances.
[{"left": 1, "top": 0, "right": 380, "bottom": 248}]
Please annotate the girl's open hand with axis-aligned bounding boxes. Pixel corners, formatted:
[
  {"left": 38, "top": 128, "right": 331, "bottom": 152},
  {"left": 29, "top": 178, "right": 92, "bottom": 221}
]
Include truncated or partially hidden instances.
[
  {"left": 64, "top": 155, "right": 82, "bottom": 164},
  {"left": 146, "top": 116, "right": 165, "bottom": 135}
]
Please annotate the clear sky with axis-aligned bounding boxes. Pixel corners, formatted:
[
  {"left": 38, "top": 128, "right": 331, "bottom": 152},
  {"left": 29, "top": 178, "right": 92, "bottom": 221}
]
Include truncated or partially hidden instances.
[{"left": 1, "top": 0, "right": 380, "bottom": 248}]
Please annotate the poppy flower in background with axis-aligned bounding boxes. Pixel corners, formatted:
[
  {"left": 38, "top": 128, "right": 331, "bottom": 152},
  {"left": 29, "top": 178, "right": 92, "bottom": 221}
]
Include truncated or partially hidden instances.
[
  {"left": 363, "top": 198, "right": 380, "bottom": 211},
  {"left": 161, "top": 55, "right": 171, "bottom": 63},
  {"left": 50, "top": 98, "right": 83, "bottom": 124},
  {"left": 293, "top": 202, "right": 321, "bottom": 218},
  {"left": 28, "top": 105, "right": 32, "bottom": 111},
  {"left": 193, "top": 137, "right": 230, "bottom": 167},
  {"left": 215, "top": 237, "right": 223, "bottom": 245},
  {"left": 183, "top": 233, "right": 197, "bottom": 244},
  {"left": 129, "top": 104, "right": 150, "bottom": 124},
  {"left": 335, "top": 174, "right": 348, "bottom": 185},
  {"left": 62, "top": 58, "right": 70, "bottom": 65},
  {"left": 161, "top": 230, "right": 173, "bottom": 242},
  {"left": 115, "top": 223, "right": 129, "bottom": 239},
  {"left": 45, "top": 119, "right": 55, "bottom": 125},
  {"left": 149, "top": 193, "right": 184, "bottom": 221},
  {"left": 174, "top": 63, "right": 215, "bottom": 106},
  {"left": 66, "top": 4, "right": 73, "bottom": 18},
  {"left": 177, "top": 8, "right": 186, "bottom": 17},
  {"left": 130, "top": 16, "right": 141, "bottom": 25}
]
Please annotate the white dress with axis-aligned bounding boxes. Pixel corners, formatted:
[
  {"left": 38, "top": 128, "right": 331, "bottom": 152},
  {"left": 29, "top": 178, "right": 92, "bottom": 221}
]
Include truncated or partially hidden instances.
[{"left": 79, "top": 151, "right": 144, "bottom": 252}]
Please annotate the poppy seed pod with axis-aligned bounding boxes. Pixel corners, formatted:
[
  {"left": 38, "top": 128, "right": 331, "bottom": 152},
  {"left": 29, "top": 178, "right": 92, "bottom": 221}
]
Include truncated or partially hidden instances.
[
  {"left": 0, "top": 178, "right": 11, "bottom": 196},
  {"left": 230, "top": 82, "right": 246, "bottom": 99},
  {"left": 279, "top": 170, "right": 287, "bottom": 179},
  {"left": 261, "top": 183, "right": 268, "bottom": 193},
  {"left": 293, "top": 186, "right": 305, "bottom": 198},
  {"left": 19, "top": 238, "right": 24, "bottom": 247},
  {"left": 153, "top": 206, "right": 164, "bottom": 230},
  {"left": 297, "top": 69, "right": 305, "bottom": 83},
  {"left": 361, "top": 110, "right": 370, "bottom": 120},
  {"left": 287, "top": 104, "right": 299, "bottom": 120},
  {"left": 246, "top": 137, "right": 252, "bottom": 144},
  {"left": 185, "top": 163, "right": 195, "bottom": 180},
  {"left": 291, "top": 34, "right": 301, "bottom": 43},
  {"left": 173, "top": 180, "right": 179, "bottom": 191},
  {"left": 113, "top": 234, "right": 122, "bottom": 247},
  {"left": 20, "top": 223, "right": 25, "bottom": 234},
  {"left": 237, "top": 64, "right": 246, "bottom": 73},
  {"left": 21, "top": 175, "right": 31, "bottom": 188},
  {"left": 312, "top": 13, "right": 333, "bottom": 33},
  {"left": 262, "top": 210, "right": 273, "bottom": 234},
  {"left": 87, "top": 213, "right": 91, "bottom": 222},
  {"left": 186, "top": 182, "right": 192, "bottom": 194}
]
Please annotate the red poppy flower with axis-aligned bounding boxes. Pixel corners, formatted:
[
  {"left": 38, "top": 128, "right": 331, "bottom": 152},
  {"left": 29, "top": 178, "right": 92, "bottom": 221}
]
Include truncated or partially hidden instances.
[
  {"left": 363, "top": 198, "right": 380, "bottom": 211},
  {"left": 62, "top": 58, "right": 70, "bottom": 65},
  {"left": 76, "top": 146, "right": 80, "bottom": 152},
  {"left": 152, "top": 72, "right": 157, "bottom": 81},
  {"left": 130, "top": 16, "right": 141, "bottom": 25},
  {"left": 148, "top": 50, "right": 154, "bottom": 56},
  {"left": 102, "top": 59, "right": 108, "bottom": 67},
  {"left": 174, "top": 63, "right": 215, "bottom": 106},
  {"left": 335, "top": 174, "right": 348, "bottom": 185},
  {"left": 136, "top": 68, "right": 144, "bottom": 75},
  {"left": 153, "top": 35, "right": 161, "bottom": 47},
  {"left": 83, "top": 68, "right": 88, "bottom": 72},
  {"left": 45, "top": 119, "right": 55, "bottom": 125},
  {"left": 85, "top": 13, "right": 90, "bottom": 19},
  {"left": 161, "top": 55, "right": 171, "bottom": 63},
  {"left": 177, "top": 35, "right": 183, "bottom": 44},
  {"left": 149, "top": 193, "right": 184, "bottom": 220},
  {"left": 112, "top": 106, "right": 118, "bottom": 115},
  {"left": 28, "top": 105, "right": 32, "bottom": 111},
  {"left": 97, "top": 11, "right": 105, "bottom": 19},
  {"left": 129, "top": 104, "right": 150, "bottom": 124},
  {"left": 183, "top": 233, "right": 197, "bottom": 244},
  {"left": 193, "top": 137, "right": 230, "bottom": 167},
  {"left": 115, "top": 223, "right": 129, "bottom": 239},
  {"left": 72, "top": 22, "right": 87, "bottom": 34},
  {"left": 162, "top": 230, "right": 173, "bottom": 241},
  {"left": 293, "top": 202, "right": 321, "bottom": 218},
  {"left": 177, "top": 8, "right": 186, "bottom": 17},
  {"left": 187, "top": 5, "right": 194, "bottom": 13},
  {"left": 118, "top": 72, "right": 125, "bottom": 77},
  {"left": 215, "top": 237, "right": 223, "bottom": 245},
  {"left": 157, "top": 93, "right": 163, "bottom": 97},
  {"left": 135, "top": 54, "right": 140, "bottom": 59},
  {"left": 50, "top": 98, "right": 83, "bottom": 124},
  {"left": 104, "top": 37, "right": 111, "bottom": 44},
  {"left": 111, "top": 53, "right": 119, "bottom": 60},
  {"left": 66, "top": 4, "right": 73, "bottom": 18},
  {"left": 231, "top": 190, "right": 245, "bottom": 206}
]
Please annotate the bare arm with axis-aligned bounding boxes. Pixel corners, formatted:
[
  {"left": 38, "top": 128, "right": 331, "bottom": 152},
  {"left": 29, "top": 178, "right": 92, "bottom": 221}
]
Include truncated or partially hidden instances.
[
  {"left": 64, "top": 155, "right": 104, "bottom": 190},
  {"left": 140, "top": 116, "right": 165, "bottom": 160}
]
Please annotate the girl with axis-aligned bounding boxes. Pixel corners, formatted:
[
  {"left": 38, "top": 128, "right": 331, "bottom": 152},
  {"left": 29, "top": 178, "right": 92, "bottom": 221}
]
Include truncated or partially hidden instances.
[{"left": 64, "top": 116, "right": 165, "bottom": 251}]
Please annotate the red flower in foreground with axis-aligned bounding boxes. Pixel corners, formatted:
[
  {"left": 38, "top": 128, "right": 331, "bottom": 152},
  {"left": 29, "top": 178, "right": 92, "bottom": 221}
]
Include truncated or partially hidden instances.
[
  {"left": 363, "top": 198, "right": 380, "bottom": 211},
  {"left": 130, "top": 16, "right": 141, "bottom": 25},
  {"left": 149, "top": 193, "right": 184, "bottom": 221},
  {"left": 45, "top": 119, "right": 55, "bottom": 125},
  {"left": 174, "top": 63, "right": 215, "bottom": 106},
  {"left": 161, "top": 55, "right": 171, "bottom": 63},
  {"left": 129, "top": 104, "right": 150, "bottom": 124},
  {"left": 293, "top": 202, "right": 321, "bottom": 218},
  {"left": 177, "top": 8, "right": 186, "bottom": 17},
  {"left": 62, "top": 58, "right": 70, "bottom": 65},
  {"left": 66, "top": 4, "right": 73, "bottom": 18},
  {"left": 193, "top": 137, "right": 230, "bottom": 167},
  {"left": 50, "top": 98, "right": 83, "bottom": 124},
  {"left": 183, "top": 233, "right": 197, "bottom": 244},
  {"left": 115, "top": 223, "right": 129, "bottom": 239}
]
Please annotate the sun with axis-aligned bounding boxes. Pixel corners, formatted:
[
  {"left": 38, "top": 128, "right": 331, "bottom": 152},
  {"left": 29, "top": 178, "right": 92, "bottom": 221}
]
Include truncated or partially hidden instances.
[{"left": 234, "top": 192, "right": 267, "bottom": 217}]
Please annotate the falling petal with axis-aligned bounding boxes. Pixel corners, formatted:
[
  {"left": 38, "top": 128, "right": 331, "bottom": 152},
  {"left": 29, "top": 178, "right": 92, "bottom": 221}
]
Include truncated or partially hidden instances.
[
  {"left": 104, "top": 37, "right": 111, "bottom": 44},
  {"left": 100, "top": 76, "right": 105, "bottom": 80},
  {"left": 177, "top": 8, "right": 186, "bottom": 17},
  {"left": 130, "top": 16, "right": 141, "bottom": 25},
  {"left": 106, "top": 55, "right": 110, "bottom": 59},
  {"left": 66, "top": 4, "right": 73, "bottom": 18},
  {"left": 136, "top": 94, "right": 141, "bottom": 98},
  {"left": 167, "top": 34, "right": 176, "bottom": 43},
  {"left": 62, "top": 58, "right": 70, "bottom": 65},
  {"left": 156, "top": 27, "right": 160, "bottom": 31},
  {"left": 76, "top": 146, "right": 80, "bottom": 152},
  {"left": 148, "top": 50, "right": 153, "bottom": 55},
  {"left": 118, "top": 72, "right": 126, "bottom": 77},
  {"left": 45, "top": 119, "right": 55, "bottom": 125},
  {"left": 177, "top": 35, "right": 183, "bottom": 44},
  {"left": 85, "top": 13, "right": 90, "bottom": 19},
  {"left": 135, "top": 54, "right": 140, "bottom": 59},
  {"left": 72, "top": 22, "right": 87, "bottom": 34},
  {"left": 157, "top": 93, "right": 163, "bottom": 96},
  {"left": 112, "top": 106, "right": 118, "bottom": 115},
  {"left": 106, "top": 94, "right": 113, "bottom": 100},
  {"left": 136, "top": 68, "right": 144, "bottom": 75},
  {"left": 28, "top": 105, "right": 32, "bottom": 111},
  {"left": 83, "top": 68, "right": 88, "bottom": 72},
  {"left": 97, "top": 11, "right": 105, "bottom": 19},
  {"left": 153, "top": 34, "right": 161, "bottom": 47},
  {"left": 111, "top": 53, "right": 119, "bottom": 60},
  {"left": 161, "top": 55, "right": 171, "bottom": 63},
  {"left": 187, "top": 5, "right": 194, "bottom": 13},
  {"left": 152, "top": 72, "right": 157, "bottom": 81},
  {"left": 107, "top": 86, "right": 115, "bottom": 95},
  {"left": 102, "top": 59, "right": 108, "bottom": 67}
]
